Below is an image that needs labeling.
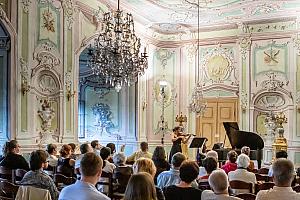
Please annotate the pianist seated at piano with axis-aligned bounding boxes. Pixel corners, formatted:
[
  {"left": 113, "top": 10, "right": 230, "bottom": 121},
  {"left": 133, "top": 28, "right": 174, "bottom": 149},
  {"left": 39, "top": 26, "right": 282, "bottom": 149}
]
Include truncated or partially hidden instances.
[
  {"left": 228, "top": 154, "right": 257, "bottom": 195},
  {"left": 221, "top": 150, "right": 238, "bottom": 174}
]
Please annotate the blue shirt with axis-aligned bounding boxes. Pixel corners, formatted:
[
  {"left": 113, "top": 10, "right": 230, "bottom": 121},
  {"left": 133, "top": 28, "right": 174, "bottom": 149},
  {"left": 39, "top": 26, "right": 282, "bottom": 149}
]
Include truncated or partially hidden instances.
[
  {"left": 157, "top": 168, "right": 181, "bottom": 189},
  {"left": 59, "top": 180, "right": 110, "bottom": 200}
]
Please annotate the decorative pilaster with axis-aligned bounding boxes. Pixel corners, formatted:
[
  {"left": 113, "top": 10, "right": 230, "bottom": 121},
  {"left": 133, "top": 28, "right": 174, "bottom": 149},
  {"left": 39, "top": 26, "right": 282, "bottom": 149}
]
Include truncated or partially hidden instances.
[
  {"left": 21, "top": 0, "right": 32, "bottom": 13},
  {"left": 60, "top": 0, "right": 74, "bottom": 30}
]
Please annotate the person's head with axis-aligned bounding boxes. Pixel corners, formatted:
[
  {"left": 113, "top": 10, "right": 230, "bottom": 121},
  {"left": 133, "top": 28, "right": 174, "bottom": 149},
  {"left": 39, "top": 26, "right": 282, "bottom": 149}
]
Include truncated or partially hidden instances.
[
  {"left": 133, "top": 158, "right": 156, "bottom": 178},
  {"left": 273, "top": 158, "right": 294, "bottom": 187},
  {"left": 173, "top": 126, "right": 181, "bottom": 134},
  {"left": 60, "top": 144, "right": 72, "bottom": 158},
  {"left": 237, "top": 154, "right": 250, "bottom": 169},
  {"left": 152, "top": 146, "right": 166, "bottom": 161},
  {"left": 227, "top": 150, "right": 238, "bottom": 163},
  {"left": 140, "top": 142, "right": 148, "bottom": 152},
  {"left": 68, "top": 143, "right": 76, "bottom": 153},
  {"left": 3, "top": 140, "right": 20, "bottom": 155},
  {"left": 171, "top": 152, "right": 186, "bottom": 169},
  {"left": 113, "top": 152, "right": 126, "bottom": 166},
  {"left": 241, "top": 146, "right": 250, "bottom": 156},
  {"left": 100, "top": 147, "right": 111, "bottom": 161},
  {"left": 106, "top": 143, "right": 116, "bottom": 154},
  {"left": 206, "top": 150, "right": 218, "bottom": 161},
  {"left": 203, "top": 157, "right": 218, "bottom": 174},
  {"left": 179, "top": 161, "right": 199, "bottom": 184},
  {"left": 209, "top": 170, "right": 229, "bottom": 194},
  {"left": 29, "top": 150, "right": 49, "bottom": 170},
  {"left": 124, "top": 172, "right": 157, "bottom": 200},
  {"left": 276, "top": 150, "right": 288, "bottom": 159},
  {"left": 91, "top": 140, "right": 100, "bottom": 150},
  {"left": 80, "top": 152, "right": 103, "bottom": 183},
  {"left": 80, "top": 143, "right": 93, "bottom": 154},
  {"left": 46, "top": 143, "right": 57, "bottom": 155}
]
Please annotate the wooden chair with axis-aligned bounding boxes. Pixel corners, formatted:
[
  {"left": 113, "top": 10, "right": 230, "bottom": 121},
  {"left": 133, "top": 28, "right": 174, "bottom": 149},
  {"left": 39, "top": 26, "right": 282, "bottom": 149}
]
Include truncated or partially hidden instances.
[
  {"left": 0, "top": 180, "right": 19, "bottom": 199},
  {"left": 252, "top": 169, "right": 258, "bottom": 174},
  {"left": 255, "top": 174, "right": 269, "bottom": 182},
  {"left": 14, "top": 169, "right": 27, "bottom": 183},
  {"left": 53, "top": 174, "right": 76, "bottom": 191},
  {"left": 97, "top": 171, "right": 113, "bottom": 198},
  {"left": 229, "top": 180, "right": 253, "bottom": 194},
  {"left": 235, "top": 193, "right": 256, "bottom": 200},
  {"left": 198, "top": 181, "right": 211, "bottom": 190},
  {"left": 257, "top": 182, "right": 274, "bottom": 191},
  {"left": 0, "top": 167, "right": 14, "bottom": 183},
  {"left": 293, "top": 185, "right": 300, "bottom": 193},
  {"left": 258, "top": 167, "right": 269, "bottom": 175}
]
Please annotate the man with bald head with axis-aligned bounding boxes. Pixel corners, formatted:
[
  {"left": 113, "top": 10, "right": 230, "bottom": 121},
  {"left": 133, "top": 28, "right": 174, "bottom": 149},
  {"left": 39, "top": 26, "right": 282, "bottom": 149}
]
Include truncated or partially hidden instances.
[
  {"left": 201, "top": 170, "right": 242, "bottom": 200},
  {"left": 256, "top": 158, "right": 300, "bottom": 200}
]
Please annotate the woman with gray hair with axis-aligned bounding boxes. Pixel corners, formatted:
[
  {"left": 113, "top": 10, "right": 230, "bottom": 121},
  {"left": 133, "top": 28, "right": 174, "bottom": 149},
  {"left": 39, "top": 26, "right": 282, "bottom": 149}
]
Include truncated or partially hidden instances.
[
  {"left": 113, "top": 152, "right": 133, "bottom": 193},
  {"left": 228, "top": 154, "right": 256, "bottom": 194},
  {"left": 113, "top": 152, "right": 127, "bottom": 166}
]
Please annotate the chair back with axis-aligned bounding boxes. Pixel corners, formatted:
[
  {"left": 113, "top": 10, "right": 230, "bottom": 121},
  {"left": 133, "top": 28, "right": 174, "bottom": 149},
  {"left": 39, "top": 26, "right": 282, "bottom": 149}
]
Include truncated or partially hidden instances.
[
  {"left": 15, "top": 185, "right": 51, "bottom": 200},
  {"left": 258, "top": 168, "right": 269, "bottom": 175},
  {"left": 14, "top": 169, "right": 27, "bottom": 182},
  {"left": 56, "top": 165, "right": 74, "bottom": 177},
  {"left": 53, "top": 174, "right": 76, "bottom": 191},
  {"left": 229, "top": 180, "right": 253, "bottom": 193},
  {"left": 235, "top": 193, "right": 256, "bottom": 200},
  {"left": 257, "top": 182, "right": 274, "bottom": 191},
  {"left": 0, "top": 180, "right": 19, "bottom": 199},
  {"left": 198, "top": 181, "right": 211, "bottom": 190},
  {"left": 97, "top": 171, "right": 113, "bottom": 197},
  {"left": 293, "top": 185, "right": 300, "bottom": 193},
  {"left": 0, "top": 167, "right": 14, "bottom": 183},
  {"left": 255, "top": 174, "right": 269, "bottom": 182}
]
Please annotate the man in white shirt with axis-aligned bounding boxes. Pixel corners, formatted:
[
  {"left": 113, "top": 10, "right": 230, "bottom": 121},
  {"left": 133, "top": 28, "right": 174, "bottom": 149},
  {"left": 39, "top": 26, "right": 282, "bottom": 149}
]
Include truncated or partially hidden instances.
[
  {"left": 126, "top": 142, "right": 152, "bottom": 163},
  {"left": 201, "top": 170, "right": 242, "bottom": 200},
  {"left": 59, "top": 152, "right": 110, "bottom": 200},
  {"left": 256, "top": 158, "right": 300, "bottom": 200},
  {"left": 228, "top": 154, "right": 256, "bottom": 194}
]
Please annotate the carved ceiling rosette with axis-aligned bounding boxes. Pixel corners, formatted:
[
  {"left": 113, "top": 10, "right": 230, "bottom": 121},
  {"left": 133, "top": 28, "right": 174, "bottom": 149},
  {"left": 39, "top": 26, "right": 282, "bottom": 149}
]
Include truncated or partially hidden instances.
[{"left": 201, "top": 44, "right": 238, "bottom": 85}]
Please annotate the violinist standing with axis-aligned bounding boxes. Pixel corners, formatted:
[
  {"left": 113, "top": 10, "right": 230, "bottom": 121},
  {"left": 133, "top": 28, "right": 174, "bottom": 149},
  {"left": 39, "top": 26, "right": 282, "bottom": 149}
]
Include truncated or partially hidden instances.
[{"left": 169, "top": 126, "right": 192, "bottom": 163}]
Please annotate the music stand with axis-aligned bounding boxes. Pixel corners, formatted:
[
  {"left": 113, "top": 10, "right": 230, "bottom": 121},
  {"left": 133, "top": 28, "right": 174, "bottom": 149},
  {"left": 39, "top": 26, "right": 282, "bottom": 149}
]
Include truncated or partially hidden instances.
[{"left": 189, "top": 137, "right": 207, "bottom": 149}]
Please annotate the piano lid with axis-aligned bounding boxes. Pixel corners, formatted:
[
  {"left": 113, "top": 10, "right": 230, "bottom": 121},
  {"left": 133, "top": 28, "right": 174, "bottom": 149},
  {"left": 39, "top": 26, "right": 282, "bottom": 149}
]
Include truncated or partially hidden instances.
[{"left": 223, "top": 122, "right": 264, "bottom": 150}]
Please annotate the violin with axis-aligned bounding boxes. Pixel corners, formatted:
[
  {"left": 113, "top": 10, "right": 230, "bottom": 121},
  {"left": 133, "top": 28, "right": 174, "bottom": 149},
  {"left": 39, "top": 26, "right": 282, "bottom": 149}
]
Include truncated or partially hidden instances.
[{"left": 178, "top": 132, "right": 196, "bottom": 137}]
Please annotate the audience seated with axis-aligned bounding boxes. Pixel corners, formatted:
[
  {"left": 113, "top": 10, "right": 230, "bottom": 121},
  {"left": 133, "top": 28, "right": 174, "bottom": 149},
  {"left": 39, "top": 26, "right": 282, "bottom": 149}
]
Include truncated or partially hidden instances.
[
  {"left": 157, "top": 152, "right": 186, "bottom": 189},
  {"left": 20, "top": 150, "right": 59, "bottom": 200},
  {"left": 152, "top": 146, "right": 170, "bottom": 184},
  {"left": 133, "top": 158, "right": 165, "bottom": 200},
  {"left": 100, "top": 147, "right": 116, "bottom": 174},
  {"left": 75, "top": 143, "right": 93, "bottom": 178},
  {"left": 123, "top": 172, "right": 157, "bottom": 200},
  {"left": 201, "top": 170, "right": 242, "bottom": 200},
  {"left": 68, "top": 143, "right": 77, "bottom": 160},
  {"left": 241, "top": 146, "right": 255, "bottom": 172},
  {"left": 221, "top": 150, "right": 238, "bottom": 174},
  {"left": 126, "top": 142, "right": 152, "bottom": 163},
  {"left": 46, "top": 143, "right": 58, "bottom": 169},
  {"left": 199, "top": 157, "right": 218, "bottom": 182},
  {"left": 199, "top": 150, "right": 218, "bottom": 177},
  {"left": 228, "top": 154, "right": 256, "bottom": 194},
  {"left": 268, "top": 150, "right": 288, "bottom": 177},
  {"left": 163, "top": 161, "right": 202, "bottom": 200},
  {"left": 57, "top": 144, "right": 75, "bottom": 177},
  {"left": 59, "top": 152, "right": 110, "bottom": 200},
  {"left": 256, "top": 158, "right": 300, "bottom": 200},
  {"left": 91, "top": 140, "right": 102, "bottom": 156},
  {"left": 106, "top": 143, "right": 116, "bottom": 163},
  {"left": 113, "top": 152, "right": 133, "bottom": 193},
  {"left": 0, "top": 140, "right": 29, "bottom": 170}
]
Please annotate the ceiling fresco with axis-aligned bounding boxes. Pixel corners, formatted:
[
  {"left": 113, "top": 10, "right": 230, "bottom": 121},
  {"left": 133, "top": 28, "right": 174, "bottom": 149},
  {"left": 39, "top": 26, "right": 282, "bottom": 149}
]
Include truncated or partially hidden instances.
[{"left": 101, "top": 0, "right": 300, "bottom": 33}]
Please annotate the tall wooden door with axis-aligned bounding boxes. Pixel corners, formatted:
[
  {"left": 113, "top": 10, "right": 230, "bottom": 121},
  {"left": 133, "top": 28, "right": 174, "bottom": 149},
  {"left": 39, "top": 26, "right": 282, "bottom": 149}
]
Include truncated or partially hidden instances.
[{"left": 196, "top": 98, "right": 238, "bottom": 148}]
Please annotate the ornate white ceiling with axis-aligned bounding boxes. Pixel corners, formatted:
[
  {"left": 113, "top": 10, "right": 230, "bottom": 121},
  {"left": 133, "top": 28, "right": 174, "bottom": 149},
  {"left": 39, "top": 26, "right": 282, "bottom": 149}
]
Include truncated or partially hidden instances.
[{"left": 102, "top": 0, "right": 300, "bottom": 34}]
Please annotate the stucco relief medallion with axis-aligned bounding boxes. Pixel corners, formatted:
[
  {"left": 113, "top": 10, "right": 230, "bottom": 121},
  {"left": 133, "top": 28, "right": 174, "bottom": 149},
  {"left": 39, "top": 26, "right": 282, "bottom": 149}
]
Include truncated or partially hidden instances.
[
  {"left": 206, "top": 55, "right": 230, "bottom": 82},
  {"left": 38, "top": 74, "right": 58, "bottom": 94}
]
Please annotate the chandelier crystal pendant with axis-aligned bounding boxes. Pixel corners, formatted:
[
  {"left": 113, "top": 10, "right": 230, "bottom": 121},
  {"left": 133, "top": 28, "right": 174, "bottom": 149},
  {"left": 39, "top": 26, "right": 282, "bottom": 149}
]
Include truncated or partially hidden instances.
[
  {"left": 89, "top": 0, "right": 148, "bottom": 92},
  {"left": 188, "top": 0, "right": 207, "bottom": 116}
]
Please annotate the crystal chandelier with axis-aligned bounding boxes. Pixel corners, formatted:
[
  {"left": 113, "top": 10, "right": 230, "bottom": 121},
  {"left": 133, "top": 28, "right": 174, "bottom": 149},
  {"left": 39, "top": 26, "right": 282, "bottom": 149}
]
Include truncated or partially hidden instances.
[
  {"left": 188, "top": 0, "right": 207, "bottom": 116},
  {"left": 89, "top": 0, "right": 148, "bottom": 92}
]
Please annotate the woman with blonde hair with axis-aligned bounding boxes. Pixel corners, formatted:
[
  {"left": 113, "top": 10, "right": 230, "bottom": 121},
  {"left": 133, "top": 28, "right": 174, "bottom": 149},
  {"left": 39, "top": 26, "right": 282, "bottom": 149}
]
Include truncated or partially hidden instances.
[
  {"left": 133, "top": 158, "right": 165, "bottom": 200},
  {"left": 124, "top": 172, "right": 157, "bottom": 200}
]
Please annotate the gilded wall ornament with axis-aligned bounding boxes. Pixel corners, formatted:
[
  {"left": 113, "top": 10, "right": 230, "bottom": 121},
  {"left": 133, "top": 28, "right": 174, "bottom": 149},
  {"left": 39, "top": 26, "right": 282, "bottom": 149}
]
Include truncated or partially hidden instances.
[
  {"left": 42, "top": 9, "right": 55, "bottom": 32},
  {"left": 32, "top": 51, "right": 60, "bottom": 77}
]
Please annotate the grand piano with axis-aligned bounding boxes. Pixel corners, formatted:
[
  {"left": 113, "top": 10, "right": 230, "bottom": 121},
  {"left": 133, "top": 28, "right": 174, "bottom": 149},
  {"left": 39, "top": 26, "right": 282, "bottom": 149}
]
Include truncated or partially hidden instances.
[{"left": 214, "top": 122, "right": 264, "bottom": 169}]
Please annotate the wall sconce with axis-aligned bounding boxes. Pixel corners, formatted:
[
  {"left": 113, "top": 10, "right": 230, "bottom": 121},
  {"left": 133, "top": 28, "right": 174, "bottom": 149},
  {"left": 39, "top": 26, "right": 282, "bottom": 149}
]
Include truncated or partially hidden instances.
[
  {"left": 21, "top": 78, "right": 30, "bottom": 95},
  {"left": 66, "top": 85, "right": 75, "bottom": 101},
  {"left": 142, "top": 101, "right": 147, "bottom": 111}
]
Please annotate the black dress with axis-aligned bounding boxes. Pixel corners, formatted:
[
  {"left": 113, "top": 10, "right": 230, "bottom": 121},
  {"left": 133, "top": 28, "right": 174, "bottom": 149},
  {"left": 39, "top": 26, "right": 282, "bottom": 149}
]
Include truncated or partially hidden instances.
[
  {"left": 169, "top": 138, "right": 182, "bottom": 163},
  {"left": 0, "top": 153, "right": 29, "bottom": 170}
]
